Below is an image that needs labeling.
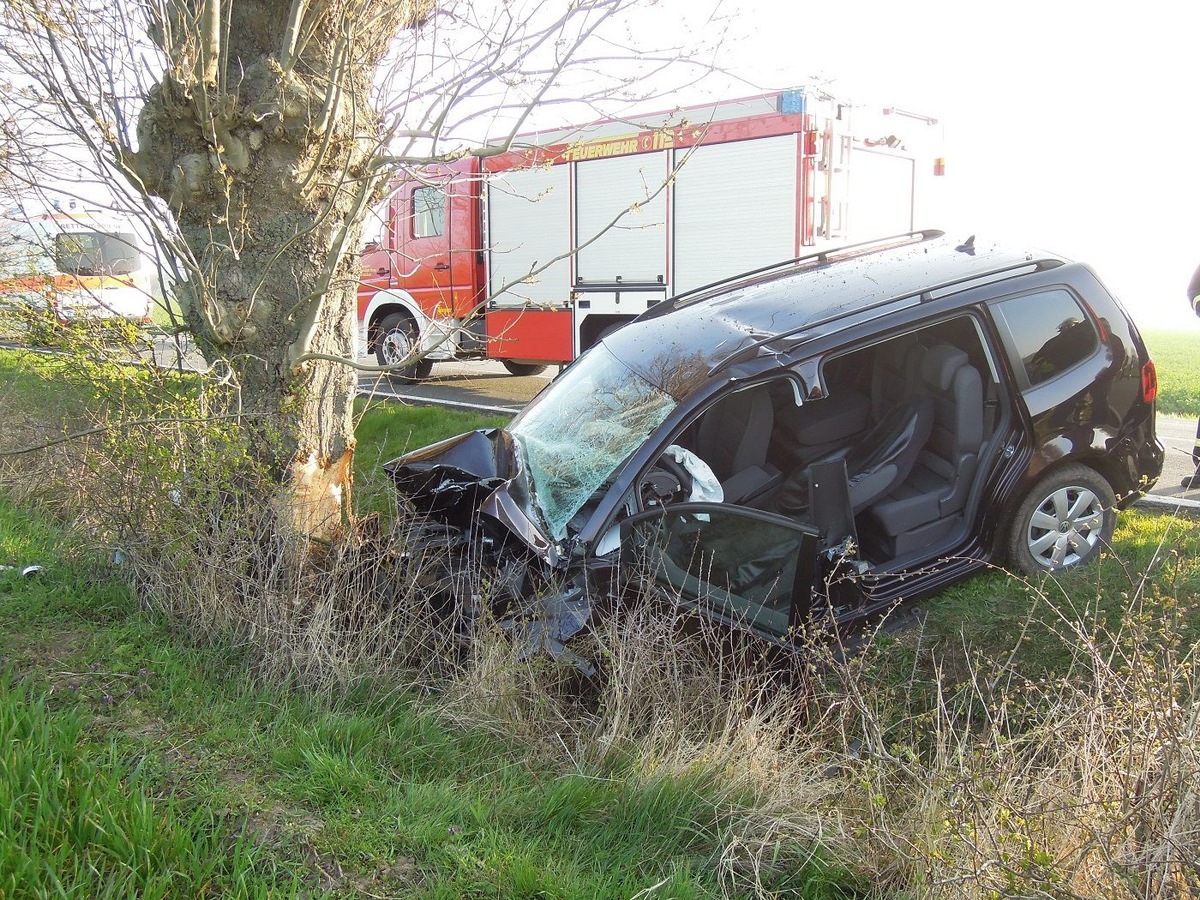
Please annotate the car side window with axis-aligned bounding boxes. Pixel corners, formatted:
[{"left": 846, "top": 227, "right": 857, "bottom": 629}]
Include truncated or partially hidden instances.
[
  {"left": 412, "top": 186, "right": 446, "bottom": 238},
  {"left": 992, "top": 289, "right": 1098, "bottom": 388}
]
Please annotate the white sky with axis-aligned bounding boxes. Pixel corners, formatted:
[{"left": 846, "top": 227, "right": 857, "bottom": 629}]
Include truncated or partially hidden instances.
[{"left": 651, "top": 0, "right": 1200, "bottom": 329}]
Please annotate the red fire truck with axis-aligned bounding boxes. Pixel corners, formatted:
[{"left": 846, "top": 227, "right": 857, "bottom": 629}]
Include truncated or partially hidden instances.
[{"left": 357, "top": 89, "right": 938, "bottom": 379}]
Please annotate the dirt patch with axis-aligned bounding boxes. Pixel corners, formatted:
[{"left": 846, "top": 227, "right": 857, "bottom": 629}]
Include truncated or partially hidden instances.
[
  {"left": 0, "top": 625, "right": 94, "bottom": 676},
  {"left": 226, "top": 791, "right": 422, "bottom": 895}
]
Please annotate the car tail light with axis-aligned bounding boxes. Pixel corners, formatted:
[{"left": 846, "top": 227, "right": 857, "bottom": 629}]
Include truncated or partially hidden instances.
[{"left": 1141, "top": 359, "right": 1158, "bottom": 403}]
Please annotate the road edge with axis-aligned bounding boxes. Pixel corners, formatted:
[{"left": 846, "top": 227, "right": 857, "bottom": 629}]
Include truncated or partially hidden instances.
[{"left": 1135, "top": 493, "right": 1200, "bottom": 515}]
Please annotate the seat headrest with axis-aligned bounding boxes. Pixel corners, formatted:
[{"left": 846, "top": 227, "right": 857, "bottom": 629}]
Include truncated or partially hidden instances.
[{"left": 921, "top": 345, "right": 970, "bottom": 391}]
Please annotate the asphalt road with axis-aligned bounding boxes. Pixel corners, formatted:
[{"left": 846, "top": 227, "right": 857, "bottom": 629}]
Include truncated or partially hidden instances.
[
  {"left": 1153, "top": 412, "right": 1200, "bottom": 501},
  {"left": 357, "top": 359, "right": 553, "bottom": 414}
]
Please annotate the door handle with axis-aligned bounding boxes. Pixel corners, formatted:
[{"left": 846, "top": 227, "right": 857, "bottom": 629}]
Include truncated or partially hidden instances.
[
  {"left": 434, "top": 263, "right": 451, "bottom": 271},
  {"left": 376, "top": 267, "right": 387, "bottom": 276}
]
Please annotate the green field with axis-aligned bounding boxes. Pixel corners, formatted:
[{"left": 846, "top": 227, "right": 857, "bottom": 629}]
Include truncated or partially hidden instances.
[
  {"left": 5, "top": 454, "right": 1199, "bottom": 896},
  {"left": 1142, "top": 327, "right": 1200, "bottom": 417}
]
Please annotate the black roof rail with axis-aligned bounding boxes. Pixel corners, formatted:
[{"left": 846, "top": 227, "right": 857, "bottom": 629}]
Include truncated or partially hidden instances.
[
  {"left": 647, "top": 229, "right": 946, "bottom": 318},
  {"left": 711, "top": 255, "right": 1065, "bottom": 375}
]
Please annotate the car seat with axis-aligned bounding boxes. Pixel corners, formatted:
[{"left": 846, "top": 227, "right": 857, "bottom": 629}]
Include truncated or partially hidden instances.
[
  {"left": 769, "top": 393, "right": 935, "bottom": 519},
  {"left": 864, "top": 344, "right": 985, "bottom": 557},
  {"left": 695, "top": 385, "right": 783, "bottom": 504}
]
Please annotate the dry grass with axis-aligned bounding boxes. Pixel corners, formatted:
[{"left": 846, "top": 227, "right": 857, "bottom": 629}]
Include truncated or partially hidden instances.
[
  {"left": 797, "top": 586, "right": 1199, "bottom": 898},
  {"left": 445, "top": 579, "right": 1198, "bottom": 898},
  {"left": 2, "top": 347, "right": 1197, "bottom": 898}
]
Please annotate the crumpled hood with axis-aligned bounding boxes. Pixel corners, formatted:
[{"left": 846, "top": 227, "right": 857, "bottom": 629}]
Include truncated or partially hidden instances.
[
  {"left": 384, "top": 429, "right": 505, "bottom": 513},
  {"left": 383, "top": 429, "right": 558, "bottom": 562}
]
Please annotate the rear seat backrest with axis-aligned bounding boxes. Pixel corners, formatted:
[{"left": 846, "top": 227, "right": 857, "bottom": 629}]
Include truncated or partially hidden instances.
[
  {"left": 870, "top": 335, "right": 925, "bottom": 421},
  {"left": 862, "top": 342, "right": 987, "bottom": 555},
  {"left": 769, "top": 394, "right": 934, "bottom": 519}
]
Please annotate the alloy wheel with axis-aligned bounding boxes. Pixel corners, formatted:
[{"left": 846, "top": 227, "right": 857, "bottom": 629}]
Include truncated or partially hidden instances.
[{"left": 1025, "top": 484, "right": 1106, "bottom": 569}]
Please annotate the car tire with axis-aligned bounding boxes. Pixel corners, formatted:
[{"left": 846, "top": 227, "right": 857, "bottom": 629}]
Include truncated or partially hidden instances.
[
  {"left": 1006, "top": 463, "right": 1115, "bottom": 574},
  {"left": 375, "top": 312, "right": 432, "bottom": 382},
  {"left": 501, "top": 360, "right": 548, "bottom": 377}
]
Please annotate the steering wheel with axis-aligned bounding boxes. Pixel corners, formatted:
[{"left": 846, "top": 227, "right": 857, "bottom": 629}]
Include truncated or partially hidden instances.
[{"left": 638, "top": 453, "right": 694, "bottom": 509}]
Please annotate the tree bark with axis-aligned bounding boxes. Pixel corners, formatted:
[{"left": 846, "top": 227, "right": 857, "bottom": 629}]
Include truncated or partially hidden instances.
[{"left": 126, "top": 0, "right": 427, "bottom": 541}]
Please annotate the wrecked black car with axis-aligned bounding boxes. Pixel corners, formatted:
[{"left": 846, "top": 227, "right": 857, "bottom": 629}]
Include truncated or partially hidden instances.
[{"left": 385, "top": 231, "right": 1164, "bottom": 658}]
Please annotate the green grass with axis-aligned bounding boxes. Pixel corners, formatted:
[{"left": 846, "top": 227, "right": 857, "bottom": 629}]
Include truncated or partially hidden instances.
[
  {"left": 5, "top": 344, "right": 1199, "bottom": 896},
  {"left": 0, "top": 346, "right": 508, "bottom": 486},
  {"left": 149, "top": 295, "right": 185, "bottom": 329},
  {"left": 354, "top": 399, "right": 509, "bottom": 472},
  {"left": 0, "top": 508, "right": 290, "bottom": 896},
  {"left": 1142, "top": 328, "right": 1200, "bottom": 417},
  {"left": 0, "top": 346, "right": 198, "bottom": 429},
  {"left": 0, "top": 500, "right": 854, "bottom": 898},
  {"left": 352, "top": 400, "right": 509, "bottom": 509},
  {"left": 0, "top": 349, "right": 89, "bottom": 419},
  {"left": 6, "top": 489, "right": 1196, "bottom": 896},
  {"left": 850, "top": 506, "right": 1200, "bottom": 740},
  {"left": 0, "top": 676, "right": 287, "bottom": 898}
]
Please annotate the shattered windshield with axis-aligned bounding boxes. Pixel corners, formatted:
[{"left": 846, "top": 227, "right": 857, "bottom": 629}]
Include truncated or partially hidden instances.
[{"left": 508, "top": 344, "right": 678, "bottom": 540}]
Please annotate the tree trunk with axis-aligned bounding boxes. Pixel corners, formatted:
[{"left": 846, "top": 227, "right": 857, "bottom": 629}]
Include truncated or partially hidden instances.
[{"left": 125, "top": 0, "right": 424, "bottom": 542}]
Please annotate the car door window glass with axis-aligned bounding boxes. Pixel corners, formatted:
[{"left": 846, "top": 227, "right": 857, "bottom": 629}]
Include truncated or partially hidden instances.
[
  {"left": 993, "top": 289, "right": 1098, "bottom": 387},
  {"left": 364, "top": 199, "right": 391, "bottom": 247},
  {"left": 629, "top": 506, "right": 814, "bottom": 637}
]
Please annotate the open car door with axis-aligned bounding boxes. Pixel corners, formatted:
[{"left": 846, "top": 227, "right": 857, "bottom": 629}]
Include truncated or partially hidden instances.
[{"left": 620, "top": 503, "right": 820, "bottom": 640}]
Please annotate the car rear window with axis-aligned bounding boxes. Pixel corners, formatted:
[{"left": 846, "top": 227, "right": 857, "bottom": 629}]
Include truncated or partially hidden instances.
[{"left": 992, "top": 289, "right": 1098, "bottom": 387}]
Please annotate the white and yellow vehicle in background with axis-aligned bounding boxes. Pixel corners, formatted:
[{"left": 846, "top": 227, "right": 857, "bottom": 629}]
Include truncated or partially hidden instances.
[{"left": 0, "top": 201, "right": 153, "bottom": 322}]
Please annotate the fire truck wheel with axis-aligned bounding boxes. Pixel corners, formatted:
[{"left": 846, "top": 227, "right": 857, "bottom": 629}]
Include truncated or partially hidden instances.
[
  {"left": 501, "top": 361, "right": 548, "bottom": 377},
  {"left": 376, "top": 313, "right": 432, "bottom": 382}
]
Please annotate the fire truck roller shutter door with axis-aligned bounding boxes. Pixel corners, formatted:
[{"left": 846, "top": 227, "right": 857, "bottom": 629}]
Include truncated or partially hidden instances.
[
  {"left": 487, "top": 165, "right": 572, "bottom": 308},
  {"left": 672, "top": 135, "right": 799, "bottom": 295},
  {"left": 574, "top": 151, "right": 668, "bottom": 287}
]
